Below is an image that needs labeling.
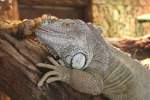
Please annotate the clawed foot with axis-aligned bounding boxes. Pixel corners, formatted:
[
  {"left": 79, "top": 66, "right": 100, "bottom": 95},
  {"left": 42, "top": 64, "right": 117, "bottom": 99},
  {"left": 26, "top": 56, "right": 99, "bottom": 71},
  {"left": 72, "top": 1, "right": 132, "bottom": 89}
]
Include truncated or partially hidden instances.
[{"left": 37, "top": 56, "right": 70, "bottom": 87}]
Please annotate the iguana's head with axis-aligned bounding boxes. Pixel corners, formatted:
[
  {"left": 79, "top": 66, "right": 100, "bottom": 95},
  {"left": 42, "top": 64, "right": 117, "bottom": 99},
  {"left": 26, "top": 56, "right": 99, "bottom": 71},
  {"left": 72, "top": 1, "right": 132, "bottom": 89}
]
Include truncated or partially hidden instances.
[{"left": 35, "top": 18, "right": 107, "bottom": 70}]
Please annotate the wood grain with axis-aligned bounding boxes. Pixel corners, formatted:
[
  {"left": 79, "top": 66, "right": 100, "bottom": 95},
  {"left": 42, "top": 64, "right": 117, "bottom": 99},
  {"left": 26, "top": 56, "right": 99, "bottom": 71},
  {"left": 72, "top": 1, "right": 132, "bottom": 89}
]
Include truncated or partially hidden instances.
[
  {"left": 0, "top": 0, "right": 19, "bottom": 20},
  {"left": 18, "top": 0, "right": 89, "bottom": 7}
]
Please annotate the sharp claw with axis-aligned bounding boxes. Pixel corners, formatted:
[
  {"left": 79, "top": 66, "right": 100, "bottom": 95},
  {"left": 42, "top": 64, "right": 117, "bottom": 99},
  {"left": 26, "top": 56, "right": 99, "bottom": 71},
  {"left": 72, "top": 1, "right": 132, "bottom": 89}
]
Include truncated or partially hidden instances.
[{"left": 47, "top": 56, "right": 60, "bottom": 66}]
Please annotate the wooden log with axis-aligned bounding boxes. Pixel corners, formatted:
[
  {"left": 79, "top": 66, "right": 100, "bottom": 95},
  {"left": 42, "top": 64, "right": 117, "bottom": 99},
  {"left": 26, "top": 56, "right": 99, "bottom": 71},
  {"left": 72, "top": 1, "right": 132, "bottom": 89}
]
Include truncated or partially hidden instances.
[
  {"left": 18, "top": 0, "right": 89, "bottom": 7},
  {"left": 18, "top": 0, "right": 91, "bottom": 21},
  {"left": 0, "top": 91, "right": 11, "bottom": 100},
  {"left": 0, "top": 18, "right": 106, "bottom": 100},
  {"left": 108, "top": 35, "right": 150, "bottom": 60},
  {"left": 0, "top": 0, "right": 19, "bottom": 20},
  {"left": 19, "top": 5, "right": 84, "bottom": 20}
]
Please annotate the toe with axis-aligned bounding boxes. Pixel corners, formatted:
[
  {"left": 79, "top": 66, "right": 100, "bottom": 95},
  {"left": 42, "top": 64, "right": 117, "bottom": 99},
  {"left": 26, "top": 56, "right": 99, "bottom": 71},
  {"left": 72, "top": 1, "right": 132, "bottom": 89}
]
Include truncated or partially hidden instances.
[
  {"left": 47, "top": 56, "right": 60, "bottom": 66},
  {"left": 58, "top": 59, "right": 65, "bottom": 66},
  {"left": 37, "top": 63, "right": 57, "bottom": 70},
  {"left": 38, "top": 71, "right": 59, "bottom": 87}
]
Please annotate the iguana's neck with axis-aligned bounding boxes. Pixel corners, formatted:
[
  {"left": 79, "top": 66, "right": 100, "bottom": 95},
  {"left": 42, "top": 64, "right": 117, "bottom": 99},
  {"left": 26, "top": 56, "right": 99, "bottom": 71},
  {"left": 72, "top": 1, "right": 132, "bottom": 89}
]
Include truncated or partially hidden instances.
[
  {"left": 106, "top": 49, "right": 128, "bottom": 71},
  {"left": 91, "top": 43, "right": 112, "bottom": 71},
  {"left": 92, "top": 44, "right": 126, "bottom": 72}
]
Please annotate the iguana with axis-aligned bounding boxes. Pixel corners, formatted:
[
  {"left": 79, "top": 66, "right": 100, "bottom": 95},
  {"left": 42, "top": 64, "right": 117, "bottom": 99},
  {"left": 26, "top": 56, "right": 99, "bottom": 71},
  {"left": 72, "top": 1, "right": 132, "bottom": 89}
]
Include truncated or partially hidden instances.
[{"left": 34, "top": 18, "right": 150, "bottom": 100}]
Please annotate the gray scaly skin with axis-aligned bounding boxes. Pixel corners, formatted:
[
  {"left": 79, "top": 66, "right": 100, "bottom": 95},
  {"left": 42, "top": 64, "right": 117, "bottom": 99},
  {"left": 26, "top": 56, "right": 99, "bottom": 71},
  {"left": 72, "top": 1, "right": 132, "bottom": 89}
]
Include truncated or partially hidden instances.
[{"left": 35, "top": 18, "right": 150, "bottom": 100}]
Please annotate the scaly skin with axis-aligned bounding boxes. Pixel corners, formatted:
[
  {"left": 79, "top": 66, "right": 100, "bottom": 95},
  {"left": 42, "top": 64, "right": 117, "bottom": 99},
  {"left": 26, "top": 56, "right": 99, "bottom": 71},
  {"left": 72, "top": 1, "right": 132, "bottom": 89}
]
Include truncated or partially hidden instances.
[{"left": 35, "top": 18, "right": 150, "bottom": 100}]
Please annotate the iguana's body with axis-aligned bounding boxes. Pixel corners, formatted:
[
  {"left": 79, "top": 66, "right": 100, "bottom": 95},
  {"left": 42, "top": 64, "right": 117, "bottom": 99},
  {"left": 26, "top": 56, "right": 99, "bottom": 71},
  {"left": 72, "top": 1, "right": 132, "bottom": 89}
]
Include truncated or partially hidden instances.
[
  {"left": 34, "top": 18, "right": 150, "bottom": 100},
  {"left": 102, "top": 46, "right": 150, "bottom": 100}
]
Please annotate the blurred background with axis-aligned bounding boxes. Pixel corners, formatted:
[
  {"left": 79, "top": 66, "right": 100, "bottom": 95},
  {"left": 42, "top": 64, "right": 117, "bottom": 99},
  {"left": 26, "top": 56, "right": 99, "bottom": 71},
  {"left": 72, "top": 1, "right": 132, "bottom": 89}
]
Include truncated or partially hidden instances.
[
  {"left": 1, "top": 0, "right": 150, "bottom": 37},
  {"left": 0, "top": 0, "right": 150, "bottom": 100}
]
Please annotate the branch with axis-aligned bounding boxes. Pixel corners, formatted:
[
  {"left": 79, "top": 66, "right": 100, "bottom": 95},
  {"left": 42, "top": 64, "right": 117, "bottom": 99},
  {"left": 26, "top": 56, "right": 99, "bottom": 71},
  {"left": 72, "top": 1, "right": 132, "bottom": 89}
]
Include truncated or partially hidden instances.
[{"left": 108, "top": 36, "right": 150, "bottom": 60}]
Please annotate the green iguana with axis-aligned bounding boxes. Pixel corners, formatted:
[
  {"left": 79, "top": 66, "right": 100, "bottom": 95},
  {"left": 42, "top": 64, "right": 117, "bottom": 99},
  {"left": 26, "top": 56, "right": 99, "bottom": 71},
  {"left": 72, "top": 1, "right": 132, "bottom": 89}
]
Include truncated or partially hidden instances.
[{"left": 34, "top": 18, "right": 150, "bottom": 100}]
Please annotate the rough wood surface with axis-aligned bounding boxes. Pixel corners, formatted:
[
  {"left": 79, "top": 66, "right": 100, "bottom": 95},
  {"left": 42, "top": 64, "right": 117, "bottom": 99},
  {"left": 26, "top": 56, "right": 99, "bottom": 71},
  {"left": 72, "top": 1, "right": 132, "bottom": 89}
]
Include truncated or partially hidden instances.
[
  {"left": 0, "top": 18, "right": 105, "bottom": 100},
  {"left": 19, "top": 5, "right": 85, "bottom": 20},
  {"left": 0, "top": 91, "right": 11, "bottom": 100},
  {"left": 18, "top": 0, "right": 89, "bottom": 7},
  {"left": 0, "top": 0, "right": 19, "bottom": 20},
  {"left": 18, "top": 0, "right": 91, "bottom": 21},
  {"left": 108, "top": 36, "right": 150, "bottom": 60}
]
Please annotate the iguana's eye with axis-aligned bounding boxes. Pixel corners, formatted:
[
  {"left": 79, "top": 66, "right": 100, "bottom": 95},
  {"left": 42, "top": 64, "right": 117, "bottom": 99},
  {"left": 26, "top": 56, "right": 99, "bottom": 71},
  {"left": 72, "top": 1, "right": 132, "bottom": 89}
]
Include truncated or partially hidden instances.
[{"left": 71, "top": 53, "right": 86, "bottom": 69}]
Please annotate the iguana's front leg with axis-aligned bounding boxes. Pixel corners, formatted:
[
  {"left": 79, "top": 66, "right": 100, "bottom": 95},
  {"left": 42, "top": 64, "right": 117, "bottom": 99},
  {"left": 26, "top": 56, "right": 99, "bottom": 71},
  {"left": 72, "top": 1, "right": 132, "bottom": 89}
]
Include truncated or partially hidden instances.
[
  {"left": 37, "top": 57, "right": 103, "bottom": 95},
  {"left": 37, "top": 56, "right": 70, "bottom": 86}
]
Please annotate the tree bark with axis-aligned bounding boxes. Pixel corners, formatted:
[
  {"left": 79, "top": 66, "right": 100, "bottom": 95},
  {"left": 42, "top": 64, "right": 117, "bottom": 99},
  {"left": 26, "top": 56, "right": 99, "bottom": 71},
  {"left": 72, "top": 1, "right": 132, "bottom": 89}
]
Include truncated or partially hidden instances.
[
  {"left": 0, "top": 19, "right": 104, "bottom": 100},
  {"left": 0, "top": 91, "right": 11, "bottom": 100},
  {"left": 108, "top": 36, "right": 150, "bottom": 60},
  {"left": 18, "top": 0, "right": 89, "bottom": 7},
  {"left": 0, "top": 0, "right": 19, "bottom": 20}
]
